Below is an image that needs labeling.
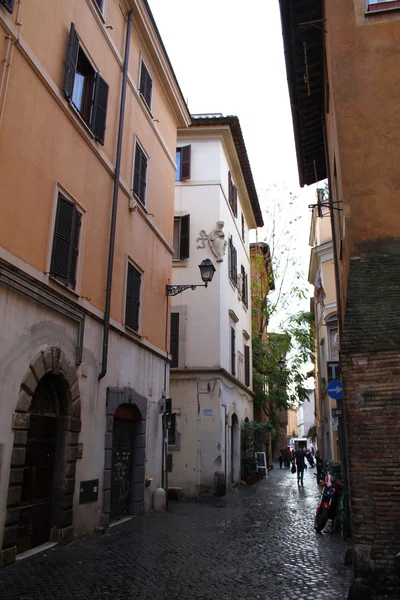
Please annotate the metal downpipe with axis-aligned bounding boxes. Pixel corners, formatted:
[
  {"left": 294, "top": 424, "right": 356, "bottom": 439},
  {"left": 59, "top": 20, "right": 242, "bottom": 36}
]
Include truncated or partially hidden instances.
[{"left": 99, "top": 9, "right": 132, "bottom": 380}]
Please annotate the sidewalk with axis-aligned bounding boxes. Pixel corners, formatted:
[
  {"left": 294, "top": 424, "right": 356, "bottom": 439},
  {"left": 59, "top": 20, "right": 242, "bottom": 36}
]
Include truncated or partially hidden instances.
[{"left": 0, "top": 466, "right": 354, "bottom": 600}]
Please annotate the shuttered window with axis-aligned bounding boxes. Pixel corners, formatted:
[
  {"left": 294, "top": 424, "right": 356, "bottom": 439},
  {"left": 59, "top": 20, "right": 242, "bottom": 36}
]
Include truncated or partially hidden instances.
[
  {"left": 244, "top": 345, "right": 250, "bottom": 387},
  {"left": 139, "top": 60, "right": 153, "bottom": 109},
  {"left": 50, "top": 194, "right": 82, "bottom": 289},
  {"left": 241, "top": 265, "right": 248, "bottom": 308},
  {"left": 228, "top": 236, "right": 237, "bottom": 285},
  {"left": 176, "top": 145, "right": 191, "bottom": 181},
  {"left": 63, "top": 23, "right": 109, "bottom": 145},
  {"left": 231, "top": 327, "right": 236, "bottom": 377},
  {"left": 228, "top": 171, "right": 238, "bottom": 217},
  {"left": 241, "top": 214, "right": 245, "bottom": 242},
  {"left": 0, "top": 0, "right": 15, "bottom": 14},
  {"left": 125, "top": 264, "right": 141, "bottom": 331},
  {"left": 133, "top": 144, "right": 148, "bottom": 205},
  {"left": 173, "top": 215, "right": 190, "bottom": 260},
  {"left": 170, "top": 313, "right": 179, "bottom": 368}
]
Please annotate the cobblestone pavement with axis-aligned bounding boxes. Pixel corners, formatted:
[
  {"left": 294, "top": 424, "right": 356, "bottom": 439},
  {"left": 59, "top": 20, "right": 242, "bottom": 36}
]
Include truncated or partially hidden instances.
[{"left": 0, "top": 466, "right": 355, "bottom": 600}]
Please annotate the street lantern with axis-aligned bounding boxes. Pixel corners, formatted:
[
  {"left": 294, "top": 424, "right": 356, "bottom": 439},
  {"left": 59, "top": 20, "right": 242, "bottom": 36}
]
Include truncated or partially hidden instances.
[
  {"left": 279, "top": 354, "right": 286, "bottom": 371},
  {"left": 198, "top": 258, "right": 216, "bottom": 287}
]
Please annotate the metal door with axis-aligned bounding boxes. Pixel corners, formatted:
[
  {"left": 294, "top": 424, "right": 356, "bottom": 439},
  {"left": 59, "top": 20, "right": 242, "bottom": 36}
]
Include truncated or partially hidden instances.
[
  {"left": 17, "top": 415, "right": 57, "bottom": 553},
  {"left": 110, "top": 418, "right": 134, "bottom": 521}
]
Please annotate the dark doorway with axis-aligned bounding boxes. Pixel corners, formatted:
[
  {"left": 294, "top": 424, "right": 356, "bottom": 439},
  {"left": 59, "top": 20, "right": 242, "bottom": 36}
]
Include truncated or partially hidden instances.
[
  {"left": 231, "top": 413, "right": 239, "bottom": 484},
  {"left": 17, "top": 375, "right": 64, "bottom": 554},
  {"left": 110, "top": 404, "right": 138, "bottom": 521}
]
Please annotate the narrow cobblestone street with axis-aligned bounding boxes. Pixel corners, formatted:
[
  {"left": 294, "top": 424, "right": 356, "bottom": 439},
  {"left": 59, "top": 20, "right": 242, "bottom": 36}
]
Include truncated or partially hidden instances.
[{"left": 0, "top": 467, "right": 353, "bottom": 600}]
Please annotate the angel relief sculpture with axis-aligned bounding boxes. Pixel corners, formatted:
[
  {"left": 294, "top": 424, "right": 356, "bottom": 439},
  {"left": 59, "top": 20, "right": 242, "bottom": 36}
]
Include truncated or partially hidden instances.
[{"left": 196, "top": 221, "right": 228, "bottom": 262}]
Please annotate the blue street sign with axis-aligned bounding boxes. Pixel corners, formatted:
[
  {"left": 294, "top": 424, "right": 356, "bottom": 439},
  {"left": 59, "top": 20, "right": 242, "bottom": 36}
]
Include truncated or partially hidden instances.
[{"left": 326, "top": 379, "right": 343, "bottom": 400}]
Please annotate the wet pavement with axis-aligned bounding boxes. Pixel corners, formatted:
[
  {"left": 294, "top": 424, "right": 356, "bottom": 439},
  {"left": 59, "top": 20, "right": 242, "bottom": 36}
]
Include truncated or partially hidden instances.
[{"left": 0, "top": 466, "right": 354, "bottom": 600}]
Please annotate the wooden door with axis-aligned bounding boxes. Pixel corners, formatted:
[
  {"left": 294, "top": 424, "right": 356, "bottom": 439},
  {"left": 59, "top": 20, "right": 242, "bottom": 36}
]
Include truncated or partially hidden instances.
[{"left": 110, "top": 418, "right": 134, "bottom": 521}]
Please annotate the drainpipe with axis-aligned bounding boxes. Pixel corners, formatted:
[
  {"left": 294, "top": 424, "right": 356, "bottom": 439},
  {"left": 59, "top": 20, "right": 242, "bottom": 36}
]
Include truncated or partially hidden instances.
[{"left": 99, "top": 10, "right": 132, "bottom": 380}]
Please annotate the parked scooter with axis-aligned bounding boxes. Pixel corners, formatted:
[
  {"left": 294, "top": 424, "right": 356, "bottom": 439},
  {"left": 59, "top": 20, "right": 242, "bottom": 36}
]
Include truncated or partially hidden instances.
[{"left": 314, "top": 474, "right": 342, "bottom": 533}]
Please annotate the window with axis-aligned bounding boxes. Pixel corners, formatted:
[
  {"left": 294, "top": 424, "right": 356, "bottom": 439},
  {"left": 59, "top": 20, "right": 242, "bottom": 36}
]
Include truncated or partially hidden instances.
[
  {"left": 241, "top": 214, "right": 245, "bottom": 243},
  {"left": 231, "top": 327, "right": 236, "bottom": 376},
  {"left": 125, "top": 263, "right": 141, "bottom": 331},
  {"left": 173, "top": 215, "right": 190, "bottom": 260},
  {"left": 63, "top": 24, "right": 109, "bottom": 145},
  {"left": 133, "top": 143, "right": 148, "bottom": 205},
  {"left": 228, "top": 236, "right": 237, "bottom": 285},
  {"left": 0, "top": 0, "right": 14, "bottom": 14},
  {"left": 237, "top": 351, "right": 244, "bottom": 383},
  {"left": 168, "top": 413, "right": 177, "bottom": 445},
  {"left": 93, "top": 0, "right": 104, "bottom": 12},
  {"left": 228, "top": 171, "right": 238, "bottom": 217},
  {"left": 50, "top": 194, "right": 82, "bottom": 289},
  {"left": 244, "top": 345, "right": 250, "bottom": 387},
  {"left": 170, "top": 313, "right": 180, "bottom": 367},
  {"left": 139, "top": 60, "right": 153, "bottom": 110},
  {"left": 241, "top": 265, "right": 248, "bottom": 308},
  {"left": 367, "top": 0, "right": 400, "bottom": 10},
  {"left": 175, "top": 145, "right": 191, "bottom": 181}
]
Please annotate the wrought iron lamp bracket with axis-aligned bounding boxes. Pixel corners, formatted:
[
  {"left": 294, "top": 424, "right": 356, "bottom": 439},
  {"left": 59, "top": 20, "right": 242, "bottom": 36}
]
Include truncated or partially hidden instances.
[{"left": 166, "top": 283, "right": 207, "bottom": 297}]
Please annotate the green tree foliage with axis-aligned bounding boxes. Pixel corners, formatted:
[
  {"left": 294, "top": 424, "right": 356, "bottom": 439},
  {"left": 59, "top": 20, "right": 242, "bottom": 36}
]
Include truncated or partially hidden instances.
[{"left": 241, "top": 420, "right": 273, "bottom": 476}]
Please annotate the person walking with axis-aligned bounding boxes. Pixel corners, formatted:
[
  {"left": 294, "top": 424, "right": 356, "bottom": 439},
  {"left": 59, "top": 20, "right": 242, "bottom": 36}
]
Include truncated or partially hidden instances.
[
  {"left": 279, "top": 450, "right": 284, "bottom": 469},
  {"left": 295, "top": 446, "right": 307, "bottom": 485}
]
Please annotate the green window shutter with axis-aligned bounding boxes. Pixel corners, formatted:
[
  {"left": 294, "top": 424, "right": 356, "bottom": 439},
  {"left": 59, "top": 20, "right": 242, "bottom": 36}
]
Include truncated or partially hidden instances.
[
  {"left": 63, "top": 23, "right": 80, "bottom": 101},
  {"left": 179, "top": 214, "right": 190, "bottom": 259},
  {"left": 170, "top": 313, "right": 179, "bottom": 368},
  {"left": 125, "top": 264, "right": 141, "bottom": 330},
  {"left": 244, "top": 345, "right": 250, "bottom": 387},
  {"left": 180, "top": 145, "right": 191, "bottom": 180},
  {"left": 51, "top": 195, "right": 76, "bottom": 285},
  {"left": 69, "top": 210, "right": 81, "bottom": 288},
  {"left": 91, "top": 73, "right": 109, "bottom": 145}
]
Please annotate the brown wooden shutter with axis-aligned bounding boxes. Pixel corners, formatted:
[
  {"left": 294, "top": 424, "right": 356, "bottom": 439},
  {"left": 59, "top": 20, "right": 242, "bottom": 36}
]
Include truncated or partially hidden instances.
[
  {"left": 91, "top": 73, "right": 109, "bottom": 145},
  {"left": 179, "top": 214, "right": 190, "bottom": 259},
  {"left": 125, "top": 264, "right": 141, "bottom": 330},
  {"left": 244, "top": 345, "right": 250, "bottom": 387},
  {"left": 244, "top": 272, "right": 248, "bottom": 308},
  {"left": 241, "top": 214, "right": 245, "bottom": 241},
  {"left": 63, "top": 24, "right": 80, "bottom": 101},
  {"left": 170, "top": 313, "right": 180, "bottom": 368},
  {"left": 228, "top": 236, "right": 232, "bottom": 280},
  {"left": 133, "top": 146, "right": 147, "bottom": 204},
  {"left": 228, "top": 171, "right": 232, "bottom": 208},
  {"left": 231, "top": 327, "right": 236, "bottom": 376},
  {"left": 181, "top": 145, "right": 191, "bottom": 180},
  {"left": 50, "top": 195, "right": 75, "bottom": 284},
  {"left": 233, "top": 245, "right": 237, "bottom": 285},
  {"left": 140, "top": 62, "right": 152, "bottom": 108},
  {"left": 1, "top": 0, "right": 15, "bottom": 13},
  {"left": 233, "top": 185, "right": 238, "bottom": 217}
]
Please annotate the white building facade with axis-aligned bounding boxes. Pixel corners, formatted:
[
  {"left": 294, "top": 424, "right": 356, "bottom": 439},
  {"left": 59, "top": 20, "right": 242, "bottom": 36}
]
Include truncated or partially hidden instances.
[{"left": 168, "top": 115, "right": 263, "bottom": 497}]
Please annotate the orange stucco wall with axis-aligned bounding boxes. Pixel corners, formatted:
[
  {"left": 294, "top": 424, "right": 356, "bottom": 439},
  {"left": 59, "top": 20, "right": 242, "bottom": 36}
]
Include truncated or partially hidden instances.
[{"left": 0, "top": 0, "right": 184, "bottom": 349}]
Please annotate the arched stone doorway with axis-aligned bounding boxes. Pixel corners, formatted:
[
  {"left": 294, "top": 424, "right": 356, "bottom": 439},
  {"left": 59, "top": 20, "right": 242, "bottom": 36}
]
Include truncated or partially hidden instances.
[
  {"left": 2, "top": 345, "right": 81, "bottom": 564},
  {"left": 231, "top": 413, "right": 239, "bottom": 484},
  {"left": 102, "top": 387, "right": 147, "bottom": 528}
]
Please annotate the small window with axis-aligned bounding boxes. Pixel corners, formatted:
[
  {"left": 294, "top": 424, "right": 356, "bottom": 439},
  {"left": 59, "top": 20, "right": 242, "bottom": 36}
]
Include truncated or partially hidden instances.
[
  {"left": 244, "top": 345, "right": 250, "bottom": 387},
  {"left": 173, "top": 215, "right": 190, "bottom": 260},
  {"left": 133, "top": 143, "right": 148, "bottom": 205},
  {"left": 241, "top": 214, "right": 245, "bottom": 243},
  {"left": 93, "top": 0, "right": 104, "bottom": 12},
  {"left": 175, "top": 145, "right": 191, "bottom": 181},
  {"left": 231, "top": 327, "right": 236, "bottom": 376},
  {"left": 168, "top": 414, "right": 177, "bottom": 446},
  {"left": 228, "top": 236, "right": 237, "bottom": 285},
  {"left": 63, "top": 24, "right": 109, "bottom": 144},
  {"left": 50, "top": 194, "right": 82, "bottom": 289},
  {"left": 139, "top": 60, "right": 153, "bottom": 110},
  {"left": 228, "top": 171, "right": 238, "bottom": 217},
  {"left": 0, "top": 0, "right": 15, "bottom": 14},
  {"left": 241, "top": 265, "right": 248, "bottom": 308},
  {"left": 125, "top": 263, "right": 141, "bottom": 331},
  {"left": 170, "top": 313, "right": 179, "bottom": 368}
]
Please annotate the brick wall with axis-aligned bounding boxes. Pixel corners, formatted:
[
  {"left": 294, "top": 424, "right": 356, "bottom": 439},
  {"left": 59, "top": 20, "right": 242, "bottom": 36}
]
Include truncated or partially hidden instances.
[{"left": 341, "top": 243, "right": 400, "bottom": 591}]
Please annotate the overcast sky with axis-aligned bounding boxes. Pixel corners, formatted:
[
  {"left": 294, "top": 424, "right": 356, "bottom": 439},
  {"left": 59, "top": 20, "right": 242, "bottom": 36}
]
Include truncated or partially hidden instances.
[{"left": 149, "top": 0, "right": 316, "bottom": 306}]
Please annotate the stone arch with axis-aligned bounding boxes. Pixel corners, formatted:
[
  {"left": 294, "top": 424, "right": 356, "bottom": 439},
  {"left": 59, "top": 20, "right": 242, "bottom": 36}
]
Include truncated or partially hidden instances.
[
  {"left": 102, "top": 387, "right": 147, "bottom": 528},
  {"left": 2, "top": 344, "right": 81, "bottom": 564}
]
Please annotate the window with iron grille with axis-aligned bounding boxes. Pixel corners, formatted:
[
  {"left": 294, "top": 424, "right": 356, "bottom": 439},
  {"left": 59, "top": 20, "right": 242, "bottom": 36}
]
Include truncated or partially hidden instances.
[
  {"left": 168, "top": 414, "right": 177, "bottom": 446},
  {"left": 139, "top": 60, "right": 153, "bottom": 110},
  {"left": 50, "top": 194, "right": 82, "bottom": 289},
  {"left": 125, "top": 263, "right": 141, "bottom": 331},
  {"left": 133, "top": 143, "right": 148, "bottom": 205},
  {"left": 63, "top": 23, "right": 109, "bottom": 145},
  {"left": 228, "top": 236, "right": 237, "bottom": 285}
]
